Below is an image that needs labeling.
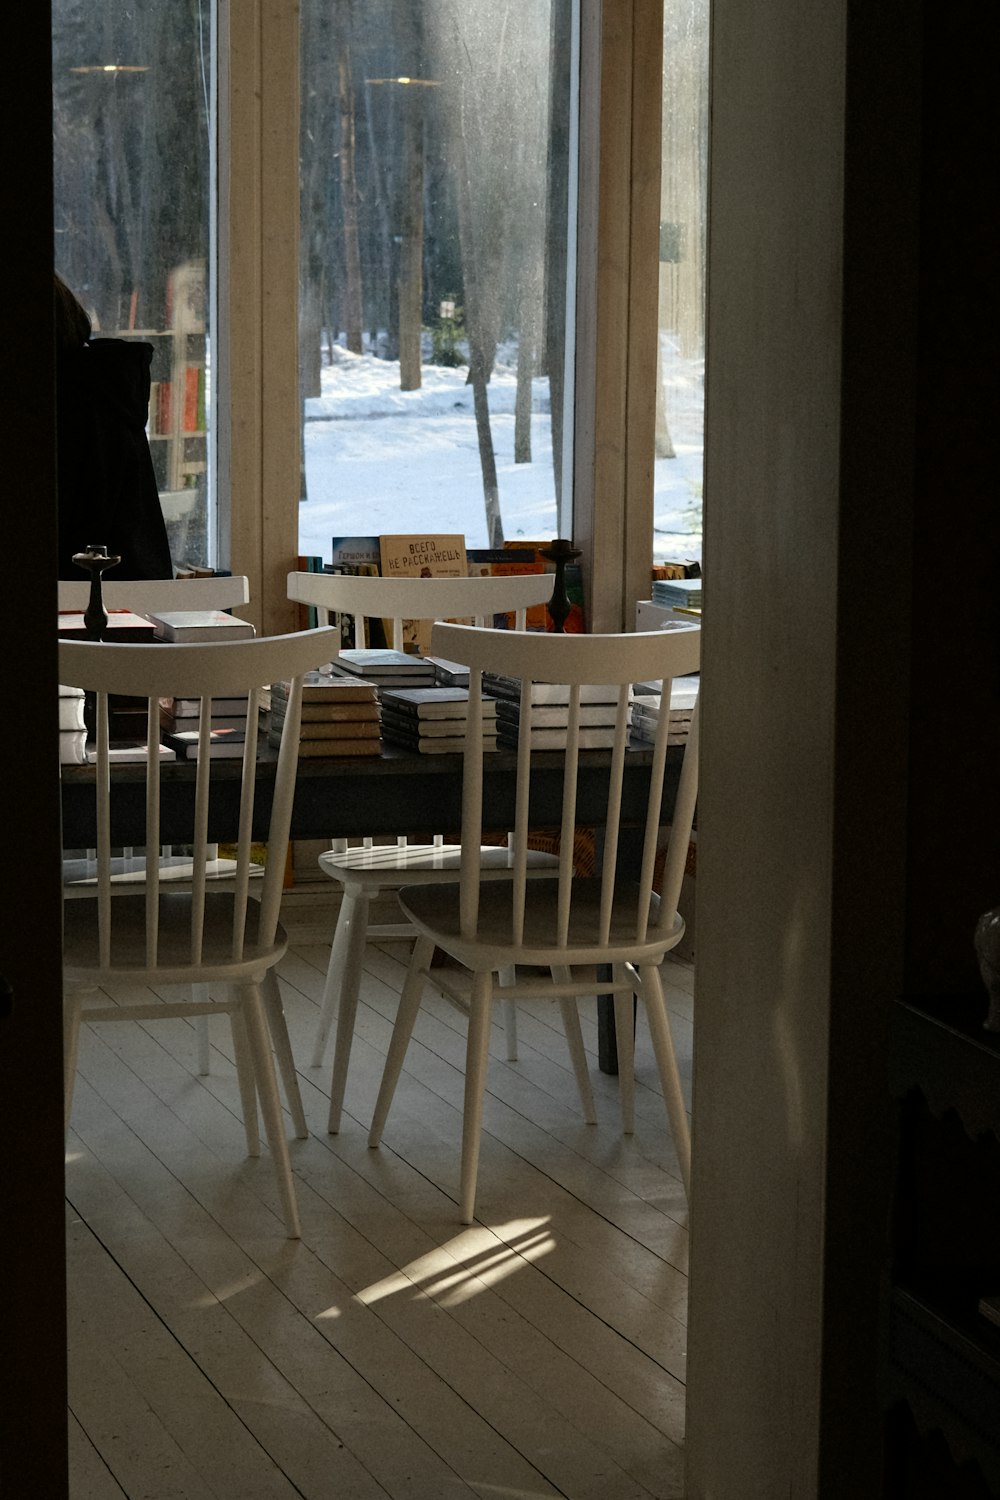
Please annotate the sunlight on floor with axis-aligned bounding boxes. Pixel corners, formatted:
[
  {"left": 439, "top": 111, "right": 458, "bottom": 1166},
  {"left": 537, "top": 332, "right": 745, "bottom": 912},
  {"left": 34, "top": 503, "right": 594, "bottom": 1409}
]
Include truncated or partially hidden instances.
[{"left": 316, "top": 1219, "right": 555, "bottom": 1321}]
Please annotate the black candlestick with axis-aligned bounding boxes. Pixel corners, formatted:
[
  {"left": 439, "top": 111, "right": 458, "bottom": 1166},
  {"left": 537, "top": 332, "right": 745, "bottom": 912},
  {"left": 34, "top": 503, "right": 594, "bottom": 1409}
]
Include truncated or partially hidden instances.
[
  {"left": 72, "top": 543, "right": 121, "bottom": 641},
  {"left": 539, "top": 537, "right": 582, "bottom": 633}
]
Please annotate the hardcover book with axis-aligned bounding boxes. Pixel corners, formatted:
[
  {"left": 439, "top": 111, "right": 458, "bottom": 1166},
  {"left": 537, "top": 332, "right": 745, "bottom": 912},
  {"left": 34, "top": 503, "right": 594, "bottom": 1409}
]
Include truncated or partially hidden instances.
[
  {"left": 271, "top": 732, "right": 381, "bottom": 758},
  {"left": 271, "top": 673, "right": 378, "bottom": 704},
  {"left": 483, "top": 674, "right": 622, "bottom": 707},
  {"left": 271, "top": 701, "right": 381, "bottom": 724},
  {"left": 378, "top": 687, "right": 497, "bottom": 720},
  {"left": 146, "top": 609, "right": 256, "bottom": 642},
  {"left": 378, "top": 533, "right": 469, "bottom": 654},
  {"left": 162, "top": 727, "right": 249, "bottom": 758},
  {"left": 496, "top": 727, "right": 619, "bottom": 750},
  {"left": 494, "top": 701, "right": 623, "bottom": 729}
]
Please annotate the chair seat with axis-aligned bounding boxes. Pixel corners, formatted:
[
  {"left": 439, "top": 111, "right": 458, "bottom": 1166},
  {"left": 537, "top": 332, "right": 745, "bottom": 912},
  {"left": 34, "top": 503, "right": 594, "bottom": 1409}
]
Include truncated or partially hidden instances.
[
  {"left": 63, "top": 853, "right": 265, "bottom": 895},
  {"left": 318, "top": 842, "right": 559, "bottom": 888},
  {"left": 398, "top": 879, "right": 684, "bottom": 970},
  {"left": 63, "top": 891, "right": 287, "bottom": 986}
]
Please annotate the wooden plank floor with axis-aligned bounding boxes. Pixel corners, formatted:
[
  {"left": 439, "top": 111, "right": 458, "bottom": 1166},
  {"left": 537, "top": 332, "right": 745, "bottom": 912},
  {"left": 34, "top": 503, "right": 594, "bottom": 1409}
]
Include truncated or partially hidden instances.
[{"left": 65, "top": 936, "right": 693, "bottom": 1499}]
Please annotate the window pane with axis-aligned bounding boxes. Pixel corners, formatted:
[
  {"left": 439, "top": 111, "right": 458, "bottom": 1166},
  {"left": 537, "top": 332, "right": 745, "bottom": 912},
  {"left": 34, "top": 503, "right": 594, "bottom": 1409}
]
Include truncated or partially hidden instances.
[
  {"left": 655, "top": 0, "right": 708, "bottom": 567},
  {"left": 298, "top": 0, "right": 576, "bottom": 560},
  {"left": 52, "top": 3, "right": 214, "bottom": 572}
]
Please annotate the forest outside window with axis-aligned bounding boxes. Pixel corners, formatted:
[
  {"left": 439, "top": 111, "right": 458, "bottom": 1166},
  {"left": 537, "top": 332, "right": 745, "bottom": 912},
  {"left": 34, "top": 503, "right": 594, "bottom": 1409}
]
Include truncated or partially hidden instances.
[
  {"left": 296, "top": 0, "right": 577, "bottom": 562},
  {"left": 52, "top": 1, "right": 215, "bottom": 574},
  {"left": 654, "top": 0, "right": 708, "bottom": 572}
]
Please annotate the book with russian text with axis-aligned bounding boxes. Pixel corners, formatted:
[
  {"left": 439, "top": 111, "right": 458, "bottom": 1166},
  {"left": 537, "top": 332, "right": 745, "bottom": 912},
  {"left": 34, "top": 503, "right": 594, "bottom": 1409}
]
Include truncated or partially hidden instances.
[{"left": 378, "top": 533, "right": 469, "bottom": 654}]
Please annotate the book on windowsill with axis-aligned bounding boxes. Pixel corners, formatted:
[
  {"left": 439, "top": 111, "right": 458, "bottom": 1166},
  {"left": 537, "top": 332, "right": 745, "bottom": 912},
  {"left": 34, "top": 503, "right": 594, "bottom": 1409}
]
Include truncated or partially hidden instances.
[
  {"left": 378, "top": 533, "right": 469, "bottom": 654},
  {"left": 162, "top": 727, "right": 249, "bottom": 758},
  {"left": 145, "top": 609, "right": 256, "bottom": 642}
]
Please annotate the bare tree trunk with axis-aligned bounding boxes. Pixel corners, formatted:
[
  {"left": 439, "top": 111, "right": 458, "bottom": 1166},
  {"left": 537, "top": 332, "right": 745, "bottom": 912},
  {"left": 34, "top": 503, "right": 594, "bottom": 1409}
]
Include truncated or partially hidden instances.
[
  {"left": 336, "top": 4, "right": 364, "bottom": 356},
  {"left": 654, "top": 339, "right": 676, "bottom": 458},
  {"left": 514, "top": 323, "right": 535, "bottom": 463},
  {"left": 398, "top": 83, "right": 424, "bottom": 390},
  {"left": 454, "top": 119, "right": 503, "bottom": 545},
  {"left": 544, "top": 0, "right": 572, "bottom": 509}
]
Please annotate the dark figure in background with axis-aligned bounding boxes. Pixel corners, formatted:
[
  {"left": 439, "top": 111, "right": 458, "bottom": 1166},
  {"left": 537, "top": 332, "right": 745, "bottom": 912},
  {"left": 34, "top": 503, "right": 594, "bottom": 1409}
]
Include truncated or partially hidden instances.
[{"left": 54, "top": 273, "right": 173, "bottom": 579}]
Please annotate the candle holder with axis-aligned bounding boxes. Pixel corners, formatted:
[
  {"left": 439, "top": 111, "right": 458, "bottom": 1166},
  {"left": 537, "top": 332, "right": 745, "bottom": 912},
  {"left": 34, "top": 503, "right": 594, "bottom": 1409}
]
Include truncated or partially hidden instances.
[
  {"left": 539, "top": 537, "right": 582, "bottom": 633},
  {"left": 72, "top": 543, "right": 121, "bottom": 641}
]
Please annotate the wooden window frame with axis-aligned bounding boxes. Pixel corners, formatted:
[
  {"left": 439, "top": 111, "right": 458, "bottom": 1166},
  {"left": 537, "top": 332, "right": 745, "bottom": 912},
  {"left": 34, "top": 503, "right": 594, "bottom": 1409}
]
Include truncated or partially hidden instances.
[{"left": 218, "top": 1, "right": 663, "bottom": 635}]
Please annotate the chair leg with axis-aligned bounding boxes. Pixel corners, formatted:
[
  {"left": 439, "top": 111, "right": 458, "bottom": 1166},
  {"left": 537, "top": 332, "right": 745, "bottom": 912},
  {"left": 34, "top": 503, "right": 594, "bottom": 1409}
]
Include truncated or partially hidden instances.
[
  {"left": 614, "top": 965, "right": 637, "bottom": 1134},
  {"left": 327, "top": 892, "right": 371, "bottom": 1133},
  {"left": 639, "top": 962, "right": 691, "bottom": 1192},
  {"left": 261, "top": 969, "right": 308, "bottom": 1139},
  {"left": 310, "top": 888, "right": 355, "bottom": 1067},
  {"left": 498, "top": 965, "right": 518, "bottom": 1060},
  {"left": 241, "top": 982, "right": 302, "bottom": 1238},
  {"left": 229, "top": 1004, "right": 261, "bottom": 1157},
  {"left": 195, "top": 991, "right": 211, "bottom": 1075},
  {"left": 368, "top": 933, "right": 435, "bottom": 1147},
  {"left": 553, "top": 982, "right": 597, "bottom": 1125},
  {"left": 460, "top": 971, "right": 495, "bottom": 1225},
  {"left": 63, "top": 991, "right": 85, "bottom": 1134}
]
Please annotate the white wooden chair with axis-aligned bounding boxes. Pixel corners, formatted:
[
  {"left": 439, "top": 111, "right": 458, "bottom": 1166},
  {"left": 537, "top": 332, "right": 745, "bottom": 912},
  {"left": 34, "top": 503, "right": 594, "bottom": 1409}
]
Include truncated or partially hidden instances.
[
  {"left": 57, "top": 573, "right": 253, "bottom": 617},
  {"left": 59, "top": 575, "right": 265, "bottom": 1086},
  {"left": 286, "top": 569, "right": 559, "bottom": 1133},
  {"left": 59, "top": 625, "right": 340, "bottom": 1238},
  {"left": 367, "top": 621, "right": 701, "bottom": 1224}
]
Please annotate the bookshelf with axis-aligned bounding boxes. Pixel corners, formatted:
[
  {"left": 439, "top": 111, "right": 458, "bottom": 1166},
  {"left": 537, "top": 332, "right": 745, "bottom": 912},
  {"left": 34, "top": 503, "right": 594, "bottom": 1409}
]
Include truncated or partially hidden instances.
[{"left": 120, "top": 261, "right": 207, "bottom": 502}]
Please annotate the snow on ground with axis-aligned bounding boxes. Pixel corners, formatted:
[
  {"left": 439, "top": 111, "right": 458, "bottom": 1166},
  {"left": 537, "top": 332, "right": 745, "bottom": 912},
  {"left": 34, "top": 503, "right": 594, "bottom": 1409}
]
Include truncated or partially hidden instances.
[{"left": 299, "top": 336, "right": 703, "bottom": 564}]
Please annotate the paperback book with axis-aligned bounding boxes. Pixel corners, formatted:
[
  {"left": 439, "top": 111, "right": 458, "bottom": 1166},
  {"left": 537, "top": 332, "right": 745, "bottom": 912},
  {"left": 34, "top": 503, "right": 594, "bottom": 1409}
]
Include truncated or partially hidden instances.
[{"left": 378, "top": 533, "right": 469, "bottom": 654}]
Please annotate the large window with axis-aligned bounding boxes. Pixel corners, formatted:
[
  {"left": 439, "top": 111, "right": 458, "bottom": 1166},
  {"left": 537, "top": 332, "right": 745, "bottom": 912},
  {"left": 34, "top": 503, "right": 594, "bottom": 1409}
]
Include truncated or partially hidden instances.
[
  {"left": 654, "top": 0, "right": 708, "bottom": 569},
  {"left": 297, "top": 0, "right": 577, "bottom": 560},
  {"left": 52, "top": 1, "right": 214, "bottom": 570}
]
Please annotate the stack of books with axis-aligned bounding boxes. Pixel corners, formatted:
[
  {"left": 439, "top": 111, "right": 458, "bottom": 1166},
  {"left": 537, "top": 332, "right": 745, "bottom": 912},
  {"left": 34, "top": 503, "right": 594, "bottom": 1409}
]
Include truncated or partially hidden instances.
[
  {"left": 650, "top": 577, "right": 703, "bottom": 612},
  {"left": 333, "top": 648, "right": 436, "bottom": 689},
  {"left": 159, "top": 694, "right": 250, "bottom": 737},
  {"left": 160, "top": 694, "right": 249, "bottom": 758},
  {"left": 269, "top": 672, "right": 381, "bottom": 758},
  {"left": 379, "top": 687, "right": 498, "bottom": 754},
  {"left": 485, "top": 676, "right": 627, "bottom": 750},
  {"left": 630, "top": 675, "right": 700, "bottom": 745},
  {"left": 58, "top": 684, "right": 88, "bottom": 765}
]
